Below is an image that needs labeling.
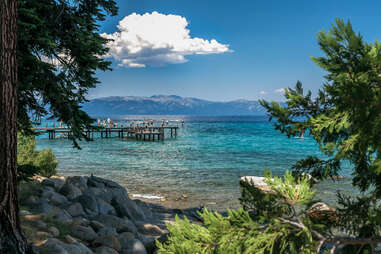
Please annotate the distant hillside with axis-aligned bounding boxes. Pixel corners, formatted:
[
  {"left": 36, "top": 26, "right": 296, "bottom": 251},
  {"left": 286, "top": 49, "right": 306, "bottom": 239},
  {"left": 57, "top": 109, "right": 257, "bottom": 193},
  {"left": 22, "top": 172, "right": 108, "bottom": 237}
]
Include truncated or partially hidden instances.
[{"left": 82, "top": 95, "right": 268, "bottom": 116}]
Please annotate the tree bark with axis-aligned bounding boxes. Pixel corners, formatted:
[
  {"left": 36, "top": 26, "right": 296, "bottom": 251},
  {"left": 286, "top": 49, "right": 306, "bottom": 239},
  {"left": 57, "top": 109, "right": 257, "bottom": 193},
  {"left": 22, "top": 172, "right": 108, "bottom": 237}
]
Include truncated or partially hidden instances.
[{"left": 0, "top": 0, "right": 27, "bottom": 253}]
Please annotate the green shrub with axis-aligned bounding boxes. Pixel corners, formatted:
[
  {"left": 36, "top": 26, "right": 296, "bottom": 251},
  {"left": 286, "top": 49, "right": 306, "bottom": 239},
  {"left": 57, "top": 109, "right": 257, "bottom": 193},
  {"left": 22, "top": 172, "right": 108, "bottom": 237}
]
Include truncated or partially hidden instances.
[{"left": 17, "top": 133, "right": 58, "bottom": 180}]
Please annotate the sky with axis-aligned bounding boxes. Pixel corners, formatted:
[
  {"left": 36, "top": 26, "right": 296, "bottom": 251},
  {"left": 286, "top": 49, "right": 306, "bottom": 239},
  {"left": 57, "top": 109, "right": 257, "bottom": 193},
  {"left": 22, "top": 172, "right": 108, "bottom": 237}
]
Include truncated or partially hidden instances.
[{"left": 90, "top": 0, "right": 381, "bottom": 101}]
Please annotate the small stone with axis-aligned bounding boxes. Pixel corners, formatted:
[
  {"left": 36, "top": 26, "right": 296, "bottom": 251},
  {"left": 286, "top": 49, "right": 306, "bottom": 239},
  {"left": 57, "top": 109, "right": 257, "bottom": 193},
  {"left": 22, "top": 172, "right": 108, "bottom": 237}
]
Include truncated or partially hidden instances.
[
  {"left": 94, "top": 246, "right": 119, "bottom": 254},
  {"left": 91, "top": 220, "right": 105, "bottom": 231},
  {"left": 93, "top": 235, "right": 121, "bottom": 252},
  {"left": 307, "top": 202, "right": 337, "bottom": 222},
  {"left": 64, "top": 235, "right": 77, "bottom": 244},
  {"left": 66, "top": 202, "right": 86, "bottom": 217},
  {"left": 48, "top": 226, "right": 60, "bottom": 237},
  {"left": 97, "top": 227, "right": 117, "bottom": 237},
  {"left": 71, "top": 225, "right": 98, "bottom": 242},
  {"left": 160, "top": 198, "right": 166, "bottom": 202}
]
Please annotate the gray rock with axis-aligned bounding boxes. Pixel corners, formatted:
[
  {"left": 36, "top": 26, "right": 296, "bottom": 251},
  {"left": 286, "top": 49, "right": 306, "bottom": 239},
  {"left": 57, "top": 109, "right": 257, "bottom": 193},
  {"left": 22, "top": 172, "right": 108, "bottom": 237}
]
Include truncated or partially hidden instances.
[
  {"left": 41, "top": 237, "right": 94, "bottom": 254},
  {"left": 65, "top": 235, "right": 78, "bottom": 244},
  {"left": 136, "top": 223, "right": 164, "bottom": 235},
  {"left": 48, "top": 226, "right": 60, "bottom": 237},
  {"left": 38, "top": 238, "right": 69, "bottom": 254},
  {"left": 41, "top": 187, "right": 56, "bottom": 199},
  {"left": 19, "top": 210, "right": 32, "bottom": 216},
  {"left": 111, "top": 190, "right": 146, "bottom": 221},
  {"left": 130, "top": 239, "right": 147, "bottom": 254},
  {"left": 97, "top": 198, "right": 116, "bottom": 216},
  {"left": 94, "top": 246, "right": 119, "bottom": 254},
  {"left": 36, "top": 231, "right": 51, "bottom": 238},
  {"left": 53, "top": 209, "right": 73, "bottom": 224},
  {"left": 24, "top": 195, "right": 38, "bottom": 206},
  {"left": 117, "top": 232, "right": 135, "bottom": 249},
  {"left": 67, "top": 202, "right": 86, "bottom": 217},
  {"left": 77, "top": 194, "right": 99, "bottom": 216},
  {"left": 42, "top": 178, "right": 65, "bottom": 191},
  {"left": 98, "top": 227, "right": 117, "bottom": 237},
  {"left": 71, "top": 225, "right": 98, "bottom": 242},
  {"left": 89, "top": 176, "right": 124, "bottom": 189},
  {"left": 92, "top": 235, "right": 121, "bottom": 252},
  {"left": 83, "top": 187, "right": 113, "bottom": 203},
  {"left": 94, "top": 215, "right": 137, "bottom": 234},
  {"left": 67, "top": 176, "right": 88, "bottom": 191},
  {"left": 137, "top": 233, "right": 156, "bottom": 253},
  {"left": 91, "top": 220, "right": 105, "bottom": 231},
  {"left": 35, "top": 202, "right": 61, "bottom": 216},
  {"left": 60, "top": 183, "right": 82, "bottom": 200},
  {"left": 87, "top": 178, "right": 105, "bottom": 189},
  {"left": 50, "top": 192, "right": 69, "bottom": 206},
  {"left": 64, "top": 242, "right": 94, "bottom": 254}
]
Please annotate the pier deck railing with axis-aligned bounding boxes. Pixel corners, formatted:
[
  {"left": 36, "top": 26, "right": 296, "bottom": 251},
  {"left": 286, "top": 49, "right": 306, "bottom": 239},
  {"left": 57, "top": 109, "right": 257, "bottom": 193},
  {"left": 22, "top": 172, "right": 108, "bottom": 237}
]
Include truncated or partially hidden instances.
[{"left": 33, "top": 126, "right": 179, "bottom": 141}]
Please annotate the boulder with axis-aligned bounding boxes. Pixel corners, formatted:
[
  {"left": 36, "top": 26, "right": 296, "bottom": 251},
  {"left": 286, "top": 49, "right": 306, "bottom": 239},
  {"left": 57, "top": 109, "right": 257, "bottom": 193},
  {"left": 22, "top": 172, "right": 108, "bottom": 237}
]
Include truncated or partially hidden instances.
[
  {"left": 77, "top": 194, "right": 99, "bottom": 216},
  {"left": 38, "top": 238, "right": 69, "bottom": 254},
  {"left": 71, "top": 225, "right": 98, "bottom": 242},
  {"left": 117, "top": 232, "right": 135, "bottom": 250},
  {"left": 97, "top": 227, "right": 117, "bottom": 237},
  {"left": 92, "top": 235, "right": 121, "bottom": 252},
  {"left": 89, "top": 176, "right": 124, "bottom": 189},
  {"left": 129, "top": 239, "right": 147, "bottom": 254},
  {"left": 94, "top": 215, "right": 137, "bottom": 234},
  {"left": 48, "top": 226, "right": 60, "bottom": 237},
  {"left": 65, "top": 235, "right": 78, "bottom": 244},
  {"left": 111, "top": 190, "right": 146, "bottom": 221},
  {"left": 94, "top": 246, "right": 119, "bottom": 254},
  {"left": 240, "top": 176, "right": 274, "bottom": 194},
  {"left": 66, "top": 202, "right": 86, "bottom": 217},
  {"left": 136, "top": 223, "right": 164, "bottom": 235},
  {"left": 90, "top": 220, "right": 105, "bottom": 231},
  {"left": 307, "top": 202, "right": 337, "bottom": 222},
  {"left": 60, "top": 183, "right": 82, "bottom": 200},
  {"left": 53, "top": 209, "right": 73, "bottom": 224},
  {"left": 67, "top": 176, "right": 88, "bottom": 191},
  {"left": 83, "top": 187, "right": 113, "bottom": 203},
  {"left": 50, "top": 192, "right": 69, "bottom": 206},
  {"left": 42, "top": 178, "right": 65, "bottom": 191},
  {"left": 97, "top": 198, "right": 116, "bottom": 216}
]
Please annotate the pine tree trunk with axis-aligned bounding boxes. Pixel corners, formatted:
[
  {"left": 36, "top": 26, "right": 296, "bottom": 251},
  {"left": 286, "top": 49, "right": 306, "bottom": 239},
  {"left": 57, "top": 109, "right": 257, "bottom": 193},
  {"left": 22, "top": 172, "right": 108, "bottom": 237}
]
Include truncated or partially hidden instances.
[{"left": 0, "top": 0, "right": 27, "bottom": 253}]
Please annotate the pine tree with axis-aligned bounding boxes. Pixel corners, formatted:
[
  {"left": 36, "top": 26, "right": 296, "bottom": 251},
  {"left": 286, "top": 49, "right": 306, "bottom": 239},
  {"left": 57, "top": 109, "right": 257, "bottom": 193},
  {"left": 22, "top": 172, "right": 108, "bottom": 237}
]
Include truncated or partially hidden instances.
[{"left": 157, "top": 19, "right": 381, "bottom": 254}]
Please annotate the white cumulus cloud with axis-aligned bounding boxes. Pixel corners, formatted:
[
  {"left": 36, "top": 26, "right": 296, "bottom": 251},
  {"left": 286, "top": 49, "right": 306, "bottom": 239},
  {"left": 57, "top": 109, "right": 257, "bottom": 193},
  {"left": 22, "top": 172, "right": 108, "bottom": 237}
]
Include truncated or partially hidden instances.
[
  {"left": 101, "top": 12, "right": 231, "bottom": 68},
  {"left": 259, "top": 91, "right": 267, "bottom": 95}
]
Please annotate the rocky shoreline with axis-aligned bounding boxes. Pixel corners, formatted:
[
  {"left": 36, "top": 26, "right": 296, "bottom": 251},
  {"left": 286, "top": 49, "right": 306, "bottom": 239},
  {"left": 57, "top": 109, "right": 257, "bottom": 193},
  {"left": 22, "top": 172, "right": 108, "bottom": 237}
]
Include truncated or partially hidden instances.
[{"left": 19, "top": 175, "right": 202, "bottom": 254}]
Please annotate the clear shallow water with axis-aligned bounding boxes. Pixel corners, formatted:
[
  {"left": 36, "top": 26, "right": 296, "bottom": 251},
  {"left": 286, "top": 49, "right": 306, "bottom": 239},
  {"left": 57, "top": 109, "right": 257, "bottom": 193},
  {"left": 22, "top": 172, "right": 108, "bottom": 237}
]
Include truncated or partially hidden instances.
[{"left": 36, "top": 116, "right": 356, "bottom": 211}]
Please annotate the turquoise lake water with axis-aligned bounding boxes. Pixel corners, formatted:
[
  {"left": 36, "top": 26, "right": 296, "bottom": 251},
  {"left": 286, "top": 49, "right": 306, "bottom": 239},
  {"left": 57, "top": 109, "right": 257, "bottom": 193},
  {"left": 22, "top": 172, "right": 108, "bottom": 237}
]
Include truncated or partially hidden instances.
[{"left": 36, "top": 116, "right": 355, "bottom": 210}]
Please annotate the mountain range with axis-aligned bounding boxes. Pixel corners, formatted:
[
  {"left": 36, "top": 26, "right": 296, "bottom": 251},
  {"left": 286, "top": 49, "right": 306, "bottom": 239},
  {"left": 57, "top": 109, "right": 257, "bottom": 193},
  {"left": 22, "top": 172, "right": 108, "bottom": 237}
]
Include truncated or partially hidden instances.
[{"left": 82, "top": 95, "right": 268, "bottom": 116}]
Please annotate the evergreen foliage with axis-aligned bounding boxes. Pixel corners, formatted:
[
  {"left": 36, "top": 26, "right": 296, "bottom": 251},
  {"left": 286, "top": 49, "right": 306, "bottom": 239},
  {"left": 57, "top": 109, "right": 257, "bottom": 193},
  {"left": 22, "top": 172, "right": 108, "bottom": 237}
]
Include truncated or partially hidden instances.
[
  {"left": 17, "top": 133, "right": 58, "bottom": 181},
  {"left": 157, "top": 19, "right": 381, "bottom": 253},
  {"left": 18, "top": 0, "right": 118, "bottom": 147}
]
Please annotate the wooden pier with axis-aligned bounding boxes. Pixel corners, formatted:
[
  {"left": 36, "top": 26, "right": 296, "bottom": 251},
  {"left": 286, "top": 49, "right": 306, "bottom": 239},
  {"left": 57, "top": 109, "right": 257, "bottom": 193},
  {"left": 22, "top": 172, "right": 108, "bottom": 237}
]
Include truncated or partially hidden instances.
[{"left": 34, "top": 126, "right": 179, "bottom": 141}]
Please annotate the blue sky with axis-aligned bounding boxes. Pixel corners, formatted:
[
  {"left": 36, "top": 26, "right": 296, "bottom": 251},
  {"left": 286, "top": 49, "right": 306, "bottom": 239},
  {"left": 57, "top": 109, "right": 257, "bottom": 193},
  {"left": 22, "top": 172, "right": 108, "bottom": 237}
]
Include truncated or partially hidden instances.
[{"left": 91, "top": 0, "right": 381, "bottom": 101}]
